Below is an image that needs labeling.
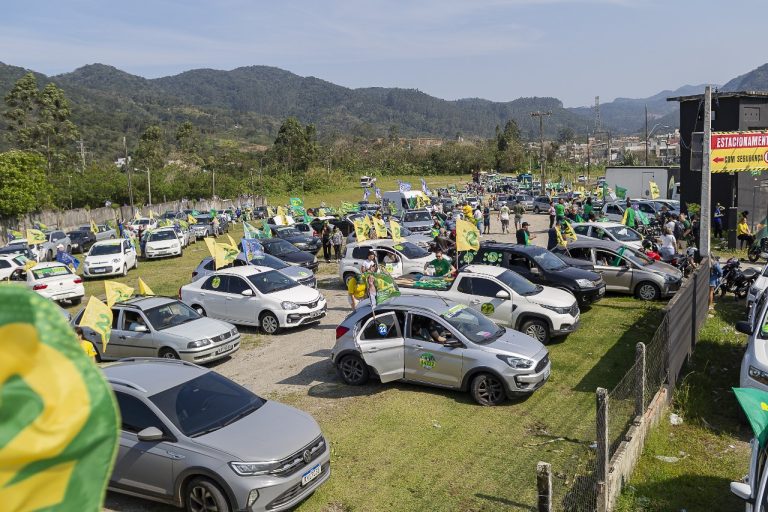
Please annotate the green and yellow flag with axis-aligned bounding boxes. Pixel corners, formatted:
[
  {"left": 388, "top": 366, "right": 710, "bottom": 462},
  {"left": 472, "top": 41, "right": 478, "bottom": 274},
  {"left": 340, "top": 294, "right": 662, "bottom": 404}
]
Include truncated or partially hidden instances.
[
  {"left": 261, "top": 220, "right": 272, "bottom": 238},
  {"left": 80, "top": 296, "right": 113, "bottom": 352},
  {"left": 390, "top": 219, "right": 404, "bottom": 244},
  {"left": 26, "top": 228, "right": 46, "bottom": 245},
  {"left": 203, "top": 237, "right": 217, "bottom": 259},
  {"left": 105, "top": 281, "right": 134, "bottom": 307},
  {"left": 226, "top": 234, "right": 238, "bottom": 248},
  {"left": 137, "top": 277, "right": 155, "bottom": 296},
  {"left": 373, "top": 216, "right": 388, "bottom": 238},
  {"left": 289, "top": 198, "right": 304, "bottom": 210},
  {"left": 0, "top": 287, "right": 118, "bottom": 511},
  {"left": 367, "top": 272, "right": 401, "bottom": 305},
  {"left": 214, "top": 242, "right": 239, "bottom": 270},
  {"left": 187, "top": 214, "right": 197, "bottom": 224},
  {"left": 267, "top": 206, "right": 275, "bottom": 218},
  {"left": 353, "top": 219, "right": 369, "bottom": 242},
  {"left": 456, "top": 218, "right": 480, "bottom": 252},
  {"left": 649, "top": 180, "right": 660, "bottom": 200},
  {"left": 734, "top": 387, "right": 768, "bottom": 448},
  {"left": 90, "top": 219, "right": 99, "bottom": 234},
  {"left": 615, "top": 185, "right": 627, "bottom": 199}
]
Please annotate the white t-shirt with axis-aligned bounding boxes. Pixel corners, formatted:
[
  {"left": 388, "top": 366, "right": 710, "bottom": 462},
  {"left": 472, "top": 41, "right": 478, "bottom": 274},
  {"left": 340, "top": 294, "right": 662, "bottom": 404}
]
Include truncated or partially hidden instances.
[
  {"left": 500, "top": 206, "right": 510, "bottom": 220},
  {"left": 361, "top": 259, "right": 377, "bottom": 272},
  {"left": 474, "top": 209, "right": 482, "bottom": 220},
  {"left": 664, "top": 221, "right": 676, "bottom": 234},
  {"left": 661, "top": 234, "right": 676, "bottom": 257}
]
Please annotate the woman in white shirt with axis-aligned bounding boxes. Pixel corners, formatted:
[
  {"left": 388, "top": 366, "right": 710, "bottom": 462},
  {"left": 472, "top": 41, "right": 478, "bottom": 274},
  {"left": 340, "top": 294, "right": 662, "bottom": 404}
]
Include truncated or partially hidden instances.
[{"left": 660, "top": 227, "right": 676, "bottom": 260}]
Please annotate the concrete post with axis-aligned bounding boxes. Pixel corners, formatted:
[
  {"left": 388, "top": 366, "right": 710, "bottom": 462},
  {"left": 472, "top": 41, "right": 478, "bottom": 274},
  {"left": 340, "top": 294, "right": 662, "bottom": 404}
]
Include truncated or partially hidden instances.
[
  {"left": 635, "top": 343, "right": 646, "bottom": 420},
  {"left": 536, "top": 461, "right": 552, "bottom": 512},
  {"left": 596, "top": 387, "right": 609, "bottom": 512}
]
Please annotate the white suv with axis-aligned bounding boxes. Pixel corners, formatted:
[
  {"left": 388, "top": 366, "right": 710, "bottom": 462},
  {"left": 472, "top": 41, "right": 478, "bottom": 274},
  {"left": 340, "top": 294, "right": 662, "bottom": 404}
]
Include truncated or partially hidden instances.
[
  {"left": 83, "top": 239, "right": 138, "bottom": 278},
  {"left": 739, "top": 289, "right": 768, "bottom": 392},
  {"left": 338, "top": 239, "right": 433, "bottom": 285}
]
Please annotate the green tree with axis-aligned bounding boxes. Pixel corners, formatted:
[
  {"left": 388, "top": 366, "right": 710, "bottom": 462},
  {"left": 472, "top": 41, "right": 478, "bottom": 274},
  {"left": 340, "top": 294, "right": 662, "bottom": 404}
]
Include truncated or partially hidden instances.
[
  {"left": 175, "top": 121, "right": 201, "bottom": 154},
  {"left": 0, "top": 150, "right": 52, "bottom": 216},
  {"left": 134, "top": 125, "right": 166, "bottom": 172},
  {"left": 271, "top": 117, "right": 318, "bottom": 173},
  {"left": 3, "top": 73, "right": 39, "bottom": 149}
]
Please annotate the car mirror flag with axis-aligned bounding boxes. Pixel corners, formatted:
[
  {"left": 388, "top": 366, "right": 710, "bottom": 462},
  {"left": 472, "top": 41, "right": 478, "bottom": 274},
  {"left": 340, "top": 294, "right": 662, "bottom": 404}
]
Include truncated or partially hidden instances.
[
  {"left": 137, "top": 277, "right": 155, "bottom": 296},
  {"left": 0, "top": 287, "right": 119, "bottom": 511},
  {"left": 187, "top": 214, "right": 197, "bottom": 224},
  {"left": 80, "top": 296, "right": 113, "bottom": 352},
  {"left": 456, "top": 218, "right": 480, "bottom": 252},
  {"left": 105, "top": 281, "right": 134, "bottom": 307},
  {"left": 734, "top": 387, "right": 768, "bottom": 448}
]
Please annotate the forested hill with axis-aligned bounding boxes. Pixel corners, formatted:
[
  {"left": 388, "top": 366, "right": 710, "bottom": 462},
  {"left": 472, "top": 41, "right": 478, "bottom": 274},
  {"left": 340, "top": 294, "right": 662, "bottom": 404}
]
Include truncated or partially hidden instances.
[{"left": 0, "top": 62, "right": 593, "bottom": 152}]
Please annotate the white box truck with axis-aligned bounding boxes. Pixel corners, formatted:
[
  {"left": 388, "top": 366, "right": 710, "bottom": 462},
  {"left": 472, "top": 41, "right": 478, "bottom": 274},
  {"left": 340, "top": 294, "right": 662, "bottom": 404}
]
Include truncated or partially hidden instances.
[{"left": 604, "top": 166, "right": 680, "bottom": 200}]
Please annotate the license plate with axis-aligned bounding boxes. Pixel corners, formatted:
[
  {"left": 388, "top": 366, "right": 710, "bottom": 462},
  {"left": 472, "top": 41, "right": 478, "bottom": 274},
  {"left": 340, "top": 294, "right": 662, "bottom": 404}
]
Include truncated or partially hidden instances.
[
  {"left": 215, "top": 343, "right": 233, "bottom": 355},
  {"left": 310, "top": 310, "right": 324, "bottom": 318},
  {"left": 301, "top": 464, "right": 321, "bottom": 486},
  {"left": 543, "top": 368, "right": 551, "bottom": 380},
  {"left": 92, "top": 268, "right": 107, "bottom": 274},
  {"left": 598, "top": 287, "right": 606, "bottom": 296}
]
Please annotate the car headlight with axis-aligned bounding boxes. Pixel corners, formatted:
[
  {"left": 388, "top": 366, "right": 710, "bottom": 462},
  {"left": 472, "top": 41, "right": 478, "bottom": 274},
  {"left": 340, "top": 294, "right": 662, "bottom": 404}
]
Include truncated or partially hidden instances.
[
  {"left": 229, "top": 461, "right": 280, "bottom": 476},
  {"left": 282, "top": 301, "right": 299, "bottom": 310},
  {"left": 295, "top": 243, "right": 308, "bottom": 249},
  {"left": 187, "top": 338, "right": 212, "bottom": 349},
  {"left": 575, "top": 279, "right": 592, "bottom": 288},
  {"left": 112, "top": 258, "right": 121, "bottom": 263},
  {"left": 663, "top": 274, "right": 678, "bottom": 282},
  {"left": 497, "top": 354, "right": 533, "bottom": 369},
  {"left": 749, "top": 366, "right": 768, "bottom": 385},
  {"left": 540, "top": 304, "right": 571, "bottom": 315}
]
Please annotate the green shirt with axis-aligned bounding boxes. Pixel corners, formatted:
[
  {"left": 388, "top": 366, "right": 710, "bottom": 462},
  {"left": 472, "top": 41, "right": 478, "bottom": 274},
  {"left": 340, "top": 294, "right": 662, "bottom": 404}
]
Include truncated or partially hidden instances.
[
  {"left": 583, "top": 204, "right": 593, "bottom": 217},
  {"left": 555, "top": 204, "right": 565, "bottom": 217},
  {"left": 429, "top": 257, "right": 451, "bottom": 276},
  {"left": 624, "top": 208, "right": 636, "bottom": 227}
]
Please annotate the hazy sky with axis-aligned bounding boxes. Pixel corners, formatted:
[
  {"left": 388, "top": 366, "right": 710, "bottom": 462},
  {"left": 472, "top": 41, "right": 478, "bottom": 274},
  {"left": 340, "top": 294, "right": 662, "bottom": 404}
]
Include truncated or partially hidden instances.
[{"left": 2, "top": 0, "right": 764, "bottom": 107}]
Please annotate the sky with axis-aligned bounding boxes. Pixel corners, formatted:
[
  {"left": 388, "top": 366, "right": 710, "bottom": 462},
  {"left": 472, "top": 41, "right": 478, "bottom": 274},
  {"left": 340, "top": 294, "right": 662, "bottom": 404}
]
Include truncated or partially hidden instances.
[{"left": 1, "top": 0, "right": 765, "bottom": 107}]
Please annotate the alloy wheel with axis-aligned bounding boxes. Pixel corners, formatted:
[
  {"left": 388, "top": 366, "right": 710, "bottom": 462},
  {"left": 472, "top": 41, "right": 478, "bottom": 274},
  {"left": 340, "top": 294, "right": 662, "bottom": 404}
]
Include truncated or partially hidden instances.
[
  {"left": 262, "top": 314, "right": 279, "bottom": 334},
  {"left": 341, "top": 357, "right": 365, "bottom": 383},
  {"left": 476, "top": 375, "right": 504, "bottom": 405},
  {"left": 525, "top": 323, "right": 547, "bottom": 342},
  {"left": 189, "top": 485, "right": 219, "bottom": 512},
  {"left": 639, "top": 284, "right": 657, "bottom": 300}
]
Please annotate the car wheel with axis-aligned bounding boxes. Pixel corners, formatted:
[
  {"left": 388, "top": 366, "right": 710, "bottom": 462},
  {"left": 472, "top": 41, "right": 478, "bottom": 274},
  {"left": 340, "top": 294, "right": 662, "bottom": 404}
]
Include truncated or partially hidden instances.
[
  {"left": 158, "top": 348, "right": 179, "bottom": 359},
  {"left": 193, "top": 305, "right": 206, "bottom": 316},
  {"left": 471, "top": 373, "right": 506, "bottom": 406},
  {"left": 338, "top": 354, "right": 370, "bottom": 385},
  {"left": 260, "top": 311, "right": 281, "bottom": 334},
  {"left": 110, "top": 235, "right": 116, "bottom": 239},
  {"left": 185, "top": 477, "right": 231, "bottom": 512},
  {"left": 47, "top": 250, "right": 53, "bottom": 261},
  {"left": 133, "top": 258, "right": 138, "bottom": 269},
  {"left": 521, "top": 319, "right": 550, "bottom": 344},
  {"left": 533, "top": 207, "right": 540, "bottom": 214},
  {"left": 70, "top": 297, "right": 82, "bottom": 306},
  {"left": 635, "top": 282, "right": 660, "bottom": 301},
  {"left": 121, "top": 264, "right": 127, "bottom": 277}
]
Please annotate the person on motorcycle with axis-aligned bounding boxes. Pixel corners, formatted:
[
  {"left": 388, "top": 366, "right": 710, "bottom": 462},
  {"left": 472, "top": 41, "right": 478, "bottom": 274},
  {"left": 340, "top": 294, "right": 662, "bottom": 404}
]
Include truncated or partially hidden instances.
[{"left": 642, "top": 239, "right": 661, "bottom": 261}]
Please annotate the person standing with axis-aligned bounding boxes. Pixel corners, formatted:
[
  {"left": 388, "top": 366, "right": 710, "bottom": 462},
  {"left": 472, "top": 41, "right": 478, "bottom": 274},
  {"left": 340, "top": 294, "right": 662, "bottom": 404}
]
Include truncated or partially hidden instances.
[
  {"left": 331, "top": 227, "right": 343, "bottom": 261},
  {"left": 555, "top": 198, "right": 566, "bottom": 223},
  {"left": 713, "top": 203, "right": 724, "bottom": 239},
  {"left": 583, "top": 197, "right": 594, "bottom": 219},
  {"left": 709, "top": 255, "right": 723, "bottom": 309},
  {"left": 321, "top": 222, "right": 332, "bottom": 263},
  {"left": 474, "top": 205, "right": 483, "bottom": 231},
  {"left": 660, "top": 227, "right": 676, "bottom": 260},
  {"left": 498, "top": 203, "right": 511, "bottom": 234},
  {"left": 346, "top": 274, "right": 367, "bottom": 310},
  {"left": 482, "top": 205, "right": 491, "bottom": 234},
  {"left": 75, "top": 327, "right": 97, "bottom": 361},
  {"left": 516, "top": 222, "right": 535, "bottom": 246},
  {"left": 623, "top": 203, "right": 637, "bottom": 229},
  {"left": 513, "top": 201, "right": 525, "bottom": 231},
  {"left": 548, "top": 200, "right": 556, "bottom": 229}
]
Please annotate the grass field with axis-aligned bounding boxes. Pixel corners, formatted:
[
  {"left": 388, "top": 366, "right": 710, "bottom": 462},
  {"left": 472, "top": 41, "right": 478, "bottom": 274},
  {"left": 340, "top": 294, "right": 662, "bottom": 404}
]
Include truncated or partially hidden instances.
[{"left": 615, "top": 300, "right": 752, "bottom": 512}]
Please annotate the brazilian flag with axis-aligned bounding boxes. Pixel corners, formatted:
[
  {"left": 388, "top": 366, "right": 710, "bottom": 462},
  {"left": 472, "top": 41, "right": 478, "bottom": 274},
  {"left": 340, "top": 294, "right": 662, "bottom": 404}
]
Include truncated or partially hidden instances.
[
  {"left": 0, "top": 287, "right": 119, "bottom": 511},
  {"left": 735, "top": 387, "right": 768, "bottom": 448}
]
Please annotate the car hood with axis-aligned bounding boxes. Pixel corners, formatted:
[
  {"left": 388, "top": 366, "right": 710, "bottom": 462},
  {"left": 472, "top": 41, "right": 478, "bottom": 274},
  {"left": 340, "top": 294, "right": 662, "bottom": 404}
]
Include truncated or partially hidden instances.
[
  {"left": 647, "top": 260, "right": 682, "bottom": 278},
  {"left": 482, "top": 329, "right": 546, "bottom": 359},
  {"left": 85, "top": 254, "right": 122, "bottom": 266},
  {"left": 403, "top": 220, "right": 433, "bottom": 228},
  {"left": 268, "top": 285, "right": 320, "bottom": 303},
  {"left": 551, "top": 265, "right": 601, "bottom": 281},
  {"left": 146, "top": 240, "right": 178, "bottom": 248},
  {"left": 193, "top": 401, "right": 322, "bottom": 461},
  {"left": 162, "top": 317, "right": 233, "bottom": 339},
  {"left": 529, "top": 286, "right": 577, "bottom": 308},
  {"left": 280, "top": 251, "right": 314, "bottom": 264},
  {"left": 281, "top": 235, "right": 318, "bottom": 244},
  {"left": 280, "top": 265, "right": 313, "bottom": 281}
]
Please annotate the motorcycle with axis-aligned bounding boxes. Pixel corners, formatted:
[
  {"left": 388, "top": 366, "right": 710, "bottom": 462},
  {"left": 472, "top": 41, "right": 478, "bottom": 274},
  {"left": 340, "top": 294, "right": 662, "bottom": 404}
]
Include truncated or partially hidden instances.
[
  {"left": 748, "top": 237, "right": 768, "bottom": 263},
  {"left": 719, "top": 257, "right": 759, "bottom": 299},
  {"left": 662, "top": 246, "right": 697, "bottom": 278}
]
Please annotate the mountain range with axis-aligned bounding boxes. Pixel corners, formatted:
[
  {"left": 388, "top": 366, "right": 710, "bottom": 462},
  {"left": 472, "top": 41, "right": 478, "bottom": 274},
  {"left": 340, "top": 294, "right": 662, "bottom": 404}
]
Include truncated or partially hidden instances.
[{"left": 1, "top": 61, "right": 767, "bottom": 157}]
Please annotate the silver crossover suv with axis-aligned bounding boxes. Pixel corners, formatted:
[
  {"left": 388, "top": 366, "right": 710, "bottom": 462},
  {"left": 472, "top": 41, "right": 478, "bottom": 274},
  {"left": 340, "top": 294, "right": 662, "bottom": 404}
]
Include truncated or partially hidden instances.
[
  {"left": 330, "top": 295, "right": 551, "bottom": 405},
  {"left": 104, "top": 358, "right": 330, "bottom": 511}
]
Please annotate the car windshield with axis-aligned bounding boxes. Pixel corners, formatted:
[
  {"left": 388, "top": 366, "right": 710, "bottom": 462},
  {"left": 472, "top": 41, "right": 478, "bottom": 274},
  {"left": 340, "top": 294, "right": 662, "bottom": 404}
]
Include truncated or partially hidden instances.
[
  {"left": 149, "top": 371, "right": 265, "bottom": 438},
  {"left": 68, "top": 232, "right": 86, "bottom": 239},
  {"left": 32, "top": 265, "right": 72, "bottom": 279},
  {"left": 249, "top": 253, "right": 288, "bottom": 269},
  {"left": 395, "top": 242, "right": 429, "bottom": 260},
  {"left": 404, "top": 211, "right": 431, "bottom": 222},
  {"left": 12, "top": 255, "right": 29, "bottom": 266},
  {"left": 194, "top": 216, "right": 210, "bottom": 223},
  {"left": 264, "top": 239, "right": 299, "bottom": 256},
  {"left": 144, "top": 301, "right": 201, "bottom": 330},
  {"left": 605, "top": 226, "right": 642, "bottom": 242},
  {"left": 532, "top": 250, "right": 568, "bottom": 271},
  {"left": 497, "top": 269, "right": 541, "bottom": 296},
  {"left": 276, "top": 227, "right": 301, "bottom": 237},
  {"left": 135, "top": 219, "right": 151, "bottom": 226},
  {"left": 89, "top": 243, "right": 121, "bottom": 256},
  {"left": 148, "top": 230, "right": 177, "bottom": 242},
  {"left": 247, "top": 270, "right": 298, "bottom": 294},
  {"left": 439, "top": 305, "right": 505, "bottom": 344}
]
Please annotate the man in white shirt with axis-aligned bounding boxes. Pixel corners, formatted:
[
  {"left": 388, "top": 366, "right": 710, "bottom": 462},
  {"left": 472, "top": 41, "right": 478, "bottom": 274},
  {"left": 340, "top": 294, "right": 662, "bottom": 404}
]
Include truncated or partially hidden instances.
[{"left": 361, "top": 251, "right": 378, "bottom": 273}]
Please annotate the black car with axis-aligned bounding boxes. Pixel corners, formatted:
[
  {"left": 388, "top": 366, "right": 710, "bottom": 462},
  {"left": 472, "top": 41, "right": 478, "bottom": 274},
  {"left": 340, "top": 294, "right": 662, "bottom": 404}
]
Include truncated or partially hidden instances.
[
  {"left": 67, "top": 230, "right": 97, "bottom": 254},
  {"left": 471, "top": 242, "right": 606, "bottom": 306},
  {"left": 270, "top": 225, "right": 322, "bottom": 254},
  {"left": 260, "top": 238, "right": 318, "bottom": 272}
]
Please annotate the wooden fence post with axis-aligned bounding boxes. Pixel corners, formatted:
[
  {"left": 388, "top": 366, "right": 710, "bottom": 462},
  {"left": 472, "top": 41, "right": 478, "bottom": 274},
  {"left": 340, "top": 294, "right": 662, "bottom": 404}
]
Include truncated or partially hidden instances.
[
  {"left": 596, "top": 387, "right": 609, "bottom": 512},
  {"left": 536, "top": 461, "right": 552, "bottom": 512},
  {"left": 635, "top": 342, "right": 646, "bottom": 420}
]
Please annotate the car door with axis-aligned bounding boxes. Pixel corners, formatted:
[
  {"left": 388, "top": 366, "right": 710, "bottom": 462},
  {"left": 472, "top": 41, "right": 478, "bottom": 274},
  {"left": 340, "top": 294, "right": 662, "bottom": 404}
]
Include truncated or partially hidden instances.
[
  {"left": 198, "top": 275, "right": 231, "bottom": 319},
  {"left": 123, "top": 240, "right": 136, "bottom": 268},
  {"left": 594, "top": 249, "right": 633, "bottom": 292},
  {"left": 115, "top": 309, "right": 157, "bottom": 358},
  {"left": 224, "top": 275, "right": 259, "bottom": 325},
  {"left": 356, "top": 312, "right": 404, "bottom": 383},
  {"left": 403, "top": 313, "right": 464, "bottom": 388},
  {"left": 456, "top": 276, "right": 515, "bottom": 327},
  {"left": 377, "top": 248, "right": 403, "bottom": 277},
  {"left": 111, "top": 392, "right": 178, "bottom": 499}
]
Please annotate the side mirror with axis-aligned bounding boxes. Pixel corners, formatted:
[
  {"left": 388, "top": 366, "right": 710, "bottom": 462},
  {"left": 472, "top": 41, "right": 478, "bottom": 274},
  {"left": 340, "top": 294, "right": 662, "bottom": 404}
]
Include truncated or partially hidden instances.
[
  {"left": 730, "top": 481, "right": 751, "bottom": 501},
  {"left": 531, "top": 267, "right": 540, "bottom": 275},
  {"left": 241, "top": 288, "right": 254, "bottom": 296},
  {"left": 495, "top": 290, "right": 510, "bottom": 300},
  {"left": 135, "top": 324, "right": 149, "bottom": 333},
  {"left": 137, "top": 426, "right": 165, "bottom": 442},
  {"left": 736, "top": 321, "right": 753, "bottom": 336}
]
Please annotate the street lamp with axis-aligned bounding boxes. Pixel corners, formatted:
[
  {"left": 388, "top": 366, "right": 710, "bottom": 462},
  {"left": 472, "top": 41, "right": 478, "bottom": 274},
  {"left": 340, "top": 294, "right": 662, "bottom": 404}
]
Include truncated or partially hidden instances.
[{"left": 133, "top": 168, "right": 152, "bottom": 206}]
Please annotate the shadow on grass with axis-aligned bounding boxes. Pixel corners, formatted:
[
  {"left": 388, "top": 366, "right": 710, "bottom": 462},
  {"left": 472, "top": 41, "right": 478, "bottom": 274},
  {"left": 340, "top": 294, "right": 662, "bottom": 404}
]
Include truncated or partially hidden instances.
[
  {"left": 474, "top": 493, "right": 536, "bottom": 511},
  {"left": 618, "top": 474, "right": 743, "bottom": 512}
]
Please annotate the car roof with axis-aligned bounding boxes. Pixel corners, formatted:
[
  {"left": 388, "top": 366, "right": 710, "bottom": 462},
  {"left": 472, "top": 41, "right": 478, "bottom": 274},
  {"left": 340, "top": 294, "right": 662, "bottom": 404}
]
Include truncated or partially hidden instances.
[
  {"left": 349, "top": 239, "right": 399, "bottom": 249},
  {"left": 571, "top": 221, "right": 627, "bottom": 228},
  {"left": 103, "top": 359, "right": 209, "bottom": 396},
  {"left": 214, "top": 265, "right": 272, "bottom": 277},
  {"left": 91, "top": 239, "right": 123, "bottom": 246},
  {"left": 461, "top": 264, "right": 508, "bottom": 277},
  {"left": 566, "top": 236, "right": 625, "bottom": 250},
  {"left": 480, "top": 241, "right": 545, "bottom": 255},
  {"left": 150, "top": 227, "right": 177, "bottom": 233},
  {"left": 376, "top": 294, "right": 458, "bottom": 312},
  {"left": 114, "top": 296, "right": 177, "bottom": 309}
]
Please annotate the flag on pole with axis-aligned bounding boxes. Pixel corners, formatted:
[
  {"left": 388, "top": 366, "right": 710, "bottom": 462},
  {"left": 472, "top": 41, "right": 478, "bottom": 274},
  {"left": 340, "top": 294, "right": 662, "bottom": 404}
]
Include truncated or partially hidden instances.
[
  {"left": 398, "top": 180, "right": 411, "bottom": 192},
  {"left": 373, "top": 216, "right": 388, "bottom": 238},
  {"left": 368, "top": 272, "right": 401, "bottom": 305},
  {"left": 137, "top": 277, "right": 155, "bottom": 296},
  {"left": 390, "top": 219, "right": 404, "bottom": 243},
  {"left": 421, "top": 178, "right": 430, "bottom": 195},
  {"left": 289, "top": 198, "right": 304, "bottom": 210},
  {"left": 734, "top": 387, "right": 768, "bottom": 448},
  {"left": 267, "top": 206, "right": 275, "bottom": 218},
  {"left": 243, "top": 221, "right": 259, "bottom": 239},
  {"left": 90, "top": 219, "right": 99, "bottom": 234},
  {"left": 187, "top": 214, "right": 197, "bottom": 224},
  {"left": 203, "top": 237, "right": 216, "bottom": 259},
  {"left": 213, "top": 242, "right": 239, "bottom": 270},
  {"left": 615, "top": 185, "right": 627, "bottom": 199},
  {"left": 0, "top": 287, "right": 118, "bottom": 512},
  {"left": 353, "top": 219, "right": 369, "bottom": 242},
  {"left": 81, "top": 296, "right": 113, "bottom": 351},
  {"left": 105, "top": 281, "right": 134, "bottom": 307},
  {"left": 649, "top": 180, "right": 660, "bottom": 199},
  {"left": 456, "top": 219, "right": 480, "bottom": 252},
  {"left": 242, "top": 238, "right": 264, "bottom": 261},
  {"left": 363, "top": 188, "right": 370, "bottom": 201},
  {"left": 26, "top": 228, "right": 46, "bottom": 245},
  {"left": 261, "top": 220, "right": 272, "bottom": 238},
  {"left": 375, "top": 187, "right": 382, "bottom": 199}
]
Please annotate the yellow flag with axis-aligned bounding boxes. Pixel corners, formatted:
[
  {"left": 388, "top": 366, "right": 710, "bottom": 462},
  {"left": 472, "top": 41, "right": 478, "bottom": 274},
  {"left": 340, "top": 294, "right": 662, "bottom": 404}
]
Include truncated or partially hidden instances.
[
  {"left": 214, "top": 242, "right": 239, "bottom": 269},
  {"left": 203, "top": 237, "right": 216, "bottom": 258},
  {"left": 390, "top": 219, "right": 404, "bottom": 243},
  {"left": 649, "top": 180, "right": 660, "bottom": 199},
  {"left": 353, "top": 219, "right": 369, "bottom": 242},
  {"left": 80, "top": 296, "right": 113, "bottom": 352},
  {"left": 555, "top": 226, "right": 567, "bottom": 247},
  {"left": 277, "top": 205, "right": 287, "bottom": 218},
  {"left": 149, "top": 210, "right": 155, "bottom": 220},
  {"left": 133, "top": 209, "right": 141, "bottom": 221},
  {"left": 90, "top": 219, "right": 98, "bottom": 234},
  {"left": 562, "top": 220, "right": 578, "bottom": 240},
  {"left": 373, "top": 216, "right": 388, "bottom": 238},
  {"left": 26, "top": 228, "right": 46, "bottom": 245},
  {"left": 137, "top": 277, "right": 155, "bottom": 296},
  {"left": 187, "top": 214, "right": 197, "bottom": 224},
  {"left": 226, "top": 234, "right": 237, "bottom": 248},
  {"left": 267, "top": 206, "right": 275, "bottom": 218},
  {"left": 362, "top": 216, "right": 374, "bottom": 237},
  {"left": 456, "top": 218, "right": 480, "bottom": 252},
  {"left": 621, "top": 208, "right": 629, "bottom": 225},
  {"left": 104, "top": 281, "right": 134, "bottom": 307}
]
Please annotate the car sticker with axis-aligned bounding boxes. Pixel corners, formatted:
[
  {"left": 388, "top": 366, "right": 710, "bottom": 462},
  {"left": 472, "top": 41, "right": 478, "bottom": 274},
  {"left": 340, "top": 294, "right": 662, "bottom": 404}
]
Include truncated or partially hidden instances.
[
  {"left": 461, "top": 251, "right": 476, "bottom": 265},
  {"left": 481, "top": 251, "right": 501, "bottom": 264},
  {"left": 393, "top": 244, "right": 404, "bottom": 251},
  {"left": 419, "top": 352, "right": 436, "bottom": 370},
  {"left": 480, "top": 303, "right": 495, "bottom": 315},
  {"left": 211, "top": 276, "right": 221, "bottom": 289},
  {"left": 476, "top": 331, "right": 492, "bottom": 337},
  {"left": 299, "top": 271, "right": 309, "bottom": 277},
  {"left": 377, "top": 323, "right": 388, "bottom": 336},
  {"left": 442, "top": 304, "right": 467, "bottom": 319}
]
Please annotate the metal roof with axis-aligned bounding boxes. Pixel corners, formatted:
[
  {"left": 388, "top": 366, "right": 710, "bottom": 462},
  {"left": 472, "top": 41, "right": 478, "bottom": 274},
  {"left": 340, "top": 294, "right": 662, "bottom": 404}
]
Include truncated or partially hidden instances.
[{"left": 667, "top": 91, "right": 768, "bottom": 103}]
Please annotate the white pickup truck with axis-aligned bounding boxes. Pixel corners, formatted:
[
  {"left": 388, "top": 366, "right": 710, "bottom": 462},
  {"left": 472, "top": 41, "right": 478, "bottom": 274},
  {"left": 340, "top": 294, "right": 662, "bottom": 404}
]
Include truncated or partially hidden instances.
[{"left": 396, "top": 264, "right": 579, "bottom": 344}]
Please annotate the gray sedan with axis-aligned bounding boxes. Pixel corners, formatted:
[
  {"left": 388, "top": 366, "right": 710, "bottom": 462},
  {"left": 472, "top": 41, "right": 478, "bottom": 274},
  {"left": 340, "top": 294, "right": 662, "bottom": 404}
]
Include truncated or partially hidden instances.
[{"left": 73, "top": 296, "right": 240, "bottom": 362}]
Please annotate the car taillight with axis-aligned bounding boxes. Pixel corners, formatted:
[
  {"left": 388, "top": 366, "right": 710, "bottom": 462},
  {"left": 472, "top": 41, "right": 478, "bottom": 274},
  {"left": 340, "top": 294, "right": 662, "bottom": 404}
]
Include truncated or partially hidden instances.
[
  {"left": 73, "top": 278, "right": 83, "bottom": 284},
  {"left": 33, "top": 284, "right": 48, "bottom": 290},
  {"left": 178, "top": 287, "right": 182, "bottom": 299},
  {"left": 192, "top": 271, "right": 198, "bottom": 279},
  {"left": 335, "top": 325, "right": 349, "bottom": 339}
]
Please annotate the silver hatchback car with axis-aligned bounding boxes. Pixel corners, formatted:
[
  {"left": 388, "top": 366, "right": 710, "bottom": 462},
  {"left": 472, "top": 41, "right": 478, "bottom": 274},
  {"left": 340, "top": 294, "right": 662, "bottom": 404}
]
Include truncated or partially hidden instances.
[
  {"left": 104, "top": 359, "right": 330, "bottom": 511},
  {"left": 73, "top": 296, "right": 240, "bottom": 363},
  {"left": 330, "top": 296, "right": 551, "bottom": 405}
]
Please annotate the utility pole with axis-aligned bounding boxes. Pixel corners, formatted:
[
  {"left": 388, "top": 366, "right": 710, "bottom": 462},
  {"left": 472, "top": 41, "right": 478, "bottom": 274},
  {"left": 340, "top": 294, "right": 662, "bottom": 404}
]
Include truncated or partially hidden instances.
[
  {"left": 531, "top": 111, "right": 552, "bottom": 185},
  {"left": 123, "top": 136, "right": 134, "bottom": 209},
  {"left": 644, "top": 104, "right": 649, "bottom": 166},
  {"left": 212, "top": 168, "right": 216, "bottom": 199},
  {"left": 700, "top": 86, "right": 712, "bottom": 258},
  {"left": 76, "top": 139, "right": 87, "bottom": 172},
  {"left": 146, "top": 168, "right": 152, "bottom": 206}
]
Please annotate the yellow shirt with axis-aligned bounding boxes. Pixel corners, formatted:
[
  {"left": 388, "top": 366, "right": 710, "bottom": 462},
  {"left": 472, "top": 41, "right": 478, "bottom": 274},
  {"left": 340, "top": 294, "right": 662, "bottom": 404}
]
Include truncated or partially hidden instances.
[
  {"left": 738, "top": 220, "right": 750, "bottom": 236},
  {"left": 347, "top": 276, "right": 368, "bottom": 299},
  {"left": 80, "top": 339, "right": 97, "bottom": 359}
]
